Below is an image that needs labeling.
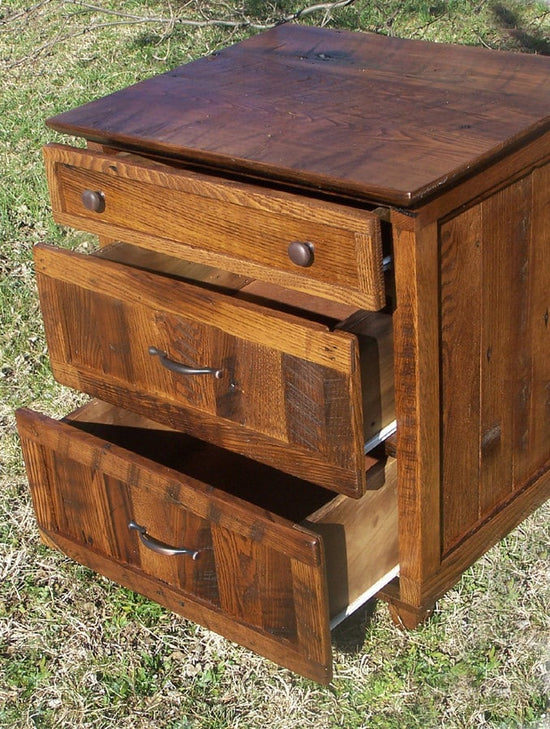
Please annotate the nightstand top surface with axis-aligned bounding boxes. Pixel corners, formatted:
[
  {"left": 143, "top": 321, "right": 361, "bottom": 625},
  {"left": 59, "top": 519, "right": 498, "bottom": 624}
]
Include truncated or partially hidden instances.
[{"left": 46, "top": 24, "right": 550, "bottom": 206}]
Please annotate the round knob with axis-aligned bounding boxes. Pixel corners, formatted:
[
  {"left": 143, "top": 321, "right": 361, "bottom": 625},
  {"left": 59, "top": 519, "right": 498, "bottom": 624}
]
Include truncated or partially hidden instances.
[
  {"left": 288, "top": 240, "right": 314, "bottom": 268},
  {"left": 81, "top": 189, "right": 105, "bottom": 213}
]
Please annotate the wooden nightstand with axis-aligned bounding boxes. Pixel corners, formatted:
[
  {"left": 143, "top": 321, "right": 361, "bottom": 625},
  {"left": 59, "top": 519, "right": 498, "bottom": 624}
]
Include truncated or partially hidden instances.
[{"left": 16, "top": 25, "right": 550, "bottom": 684}]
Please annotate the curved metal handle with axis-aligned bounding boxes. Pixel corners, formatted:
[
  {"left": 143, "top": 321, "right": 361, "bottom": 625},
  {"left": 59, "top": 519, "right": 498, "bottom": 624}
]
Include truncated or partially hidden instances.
[
  {"left": 128, "top": 521, "right": 200, "bottom": 559},
  {"left": 148, "top": 346, "right": 223, "bottom": 378}
]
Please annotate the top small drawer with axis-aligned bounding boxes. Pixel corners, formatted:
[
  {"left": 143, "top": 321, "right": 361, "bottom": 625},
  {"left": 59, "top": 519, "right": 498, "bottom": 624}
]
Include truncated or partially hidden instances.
[{"left": 43, "top": 144, "right": 385, "bottom": 310}]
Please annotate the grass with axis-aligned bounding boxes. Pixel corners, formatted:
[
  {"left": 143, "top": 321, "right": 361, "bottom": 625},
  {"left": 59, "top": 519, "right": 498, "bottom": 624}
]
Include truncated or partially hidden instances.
[{"left": 1, "top": 0, "right": 549, "bottom": 726}]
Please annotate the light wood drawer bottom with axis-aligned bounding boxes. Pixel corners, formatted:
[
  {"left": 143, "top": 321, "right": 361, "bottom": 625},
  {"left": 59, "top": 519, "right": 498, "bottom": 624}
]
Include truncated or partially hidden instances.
[{"left": 16, "top": 400, "right": 398, "bottom": 683}]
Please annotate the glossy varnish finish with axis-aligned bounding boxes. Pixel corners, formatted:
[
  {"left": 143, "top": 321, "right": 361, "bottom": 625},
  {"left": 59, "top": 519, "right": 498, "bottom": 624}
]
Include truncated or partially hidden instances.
[{"left": 46, "top": 25, "right": 550, "bottom": 205}]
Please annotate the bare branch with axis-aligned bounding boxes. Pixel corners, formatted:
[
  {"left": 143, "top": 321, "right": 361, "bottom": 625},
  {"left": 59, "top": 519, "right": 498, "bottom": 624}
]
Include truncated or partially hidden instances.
[
  {"left": 60, "top": 0, "right": 358, "bottom": 31},
  {"left": 6, "top": 0, "right": 358, "bottom": 69},
  {"left": 0, "top": 0, "right": 54, "bottom": 26}
]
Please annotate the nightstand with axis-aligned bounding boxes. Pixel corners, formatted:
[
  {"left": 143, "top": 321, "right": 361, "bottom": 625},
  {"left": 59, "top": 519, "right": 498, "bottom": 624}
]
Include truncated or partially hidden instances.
[{"left": 16, "top": 24, "right": 550, "bottom": 684}]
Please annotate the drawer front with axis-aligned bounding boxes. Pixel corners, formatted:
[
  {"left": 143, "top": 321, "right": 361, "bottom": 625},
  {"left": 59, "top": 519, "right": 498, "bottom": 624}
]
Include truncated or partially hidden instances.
[
  {"left": 34, "top": 244, "right": 367, "bottom": 497},
  {"left": 43, "top": 144, "right": 385, "bottom": 310},
  {"left": 16, "top": 406, "right": 333, "bottom": 684}
]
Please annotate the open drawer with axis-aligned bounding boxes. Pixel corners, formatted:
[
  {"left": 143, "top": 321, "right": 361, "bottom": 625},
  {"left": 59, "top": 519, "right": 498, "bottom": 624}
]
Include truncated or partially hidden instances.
[
  {"left": 33, "top": 243, "right": 394, "bottom": 498},
  {"left": 16, "top": 401, "right": 398, "bottom": 684},
  {"left": 43, "top": 144, "right": 386, "bottom": 310}
]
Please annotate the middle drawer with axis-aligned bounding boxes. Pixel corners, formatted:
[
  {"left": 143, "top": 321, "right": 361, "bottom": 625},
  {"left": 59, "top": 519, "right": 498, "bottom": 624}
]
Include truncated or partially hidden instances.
[{"left": 34, "top": 243, "right": 394, "bottom": 498}]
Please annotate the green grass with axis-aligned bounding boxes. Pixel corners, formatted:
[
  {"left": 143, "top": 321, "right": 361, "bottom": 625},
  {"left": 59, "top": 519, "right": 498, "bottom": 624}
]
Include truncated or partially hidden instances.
[{"left": 1, "top": 1, "right": 549, "bottom": 727}]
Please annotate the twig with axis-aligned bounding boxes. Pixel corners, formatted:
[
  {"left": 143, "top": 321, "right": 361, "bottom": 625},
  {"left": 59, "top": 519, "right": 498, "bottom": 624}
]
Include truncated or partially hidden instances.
[
  {"left": 61, "top": 0, "right": 358, "bottom": 30},
  {"left": 7, "top": 0, "right": 358, "bottom": 69},
  {"left": 473, "top": 31, "right": 495, "bottom": 49},
  {"left": 0, "top": 0, "right": 54, "bottom": 26}
]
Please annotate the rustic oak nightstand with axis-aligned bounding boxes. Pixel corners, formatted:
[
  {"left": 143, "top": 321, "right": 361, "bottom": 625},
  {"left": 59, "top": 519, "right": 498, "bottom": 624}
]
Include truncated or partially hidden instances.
[{"left": 16, "top": 25, "right": 550, "bottom": 684}]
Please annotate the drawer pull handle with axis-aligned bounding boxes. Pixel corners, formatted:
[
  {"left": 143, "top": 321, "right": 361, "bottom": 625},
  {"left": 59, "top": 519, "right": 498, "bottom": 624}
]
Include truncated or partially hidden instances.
[
  {"left": 288, "top": 240, "right": 314, "bottom": 267},
  {"left": 148, "top": 346, "right": 223, "bottom": 379},
  {"left": 128, "top": 521, "right": 200, "bottom": 559},
  {"left": 81, "top": 189, "right": 105, "bottom": 213}
]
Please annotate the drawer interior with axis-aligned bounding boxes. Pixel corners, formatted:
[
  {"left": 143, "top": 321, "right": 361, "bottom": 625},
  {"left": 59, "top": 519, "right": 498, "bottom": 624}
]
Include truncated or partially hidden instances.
[
  {"left": 67, "top": 400, "right": 333, "bottom": 522},
  {"left": 66, "top": 400, "right": 399, "bottom": 625}
]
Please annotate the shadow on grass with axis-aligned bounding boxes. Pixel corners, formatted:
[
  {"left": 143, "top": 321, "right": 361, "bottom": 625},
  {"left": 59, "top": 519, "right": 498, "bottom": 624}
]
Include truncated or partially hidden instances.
[
  {"left": 492, "top": 2, "right": 550, "bottom": 55},
  {"left": 331, "top": 599, "right": 379, "bottom": 654}
]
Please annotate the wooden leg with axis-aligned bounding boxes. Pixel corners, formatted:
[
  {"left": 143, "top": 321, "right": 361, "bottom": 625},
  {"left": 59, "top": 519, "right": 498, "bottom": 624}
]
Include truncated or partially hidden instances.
[
  {"left": 386, "top": 600, "right": 435, "bottom": 630},
  {"left": 377, "top": 578, "right": 435, "bottom": 629}
]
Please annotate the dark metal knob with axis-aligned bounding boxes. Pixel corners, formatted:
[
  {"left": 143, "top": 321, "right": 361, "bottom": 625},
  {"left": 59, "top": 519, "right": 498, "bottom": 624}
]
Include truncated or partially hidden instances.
[
  {"left": 288, "top": 240, "right": 314, "bottom": 267},
  {"left": 81, "top": 189, "right": 105, "bottom": 213}
]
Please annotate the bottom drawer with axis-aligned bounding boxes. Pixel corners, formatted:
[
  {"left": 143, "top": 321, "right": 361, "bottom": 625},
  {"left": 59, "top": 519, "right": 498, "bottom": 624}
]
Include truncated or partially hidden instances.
[{"left": 16, "top": 401, "right": 398, "bottom": 684}]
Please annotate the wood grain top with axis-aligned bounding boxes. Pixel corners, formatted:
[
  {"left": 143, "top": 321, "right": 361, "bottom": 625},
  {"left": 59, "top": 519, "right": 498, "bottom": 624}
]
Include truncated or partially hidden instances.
[{"left": 46, "top": 24, "right": 550, "bottom": 206}]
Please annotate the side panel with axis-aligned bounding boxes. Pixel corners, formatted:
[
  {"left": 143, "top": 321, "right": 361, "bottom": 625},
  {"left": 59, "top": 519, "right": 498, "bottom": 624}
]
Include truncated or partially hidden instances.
[
  {"left": 440, "top": 165, "right": 550, "bottom": 554},
  {"left": 384, "top": 160, "right": 550, "bottom": 619}
]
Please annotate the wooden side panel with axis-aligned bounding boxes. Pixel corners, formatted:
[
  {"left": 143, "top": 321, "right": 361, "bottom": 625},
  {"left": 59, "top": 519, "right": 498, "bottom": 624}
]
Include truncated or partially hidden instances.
[
  {"left": 308, "top": 456, "right": 398, "bottom": 619},
  {"left": 439, "top": 206, "right": 482, "bottom": 543},
  {"left": 15, "top": 407, "right": 333, "bottom": 683},
  {"left": 529, "top": 163, "right": 550, "bottom": 477},
  {"left": 43, "top": 143, "right": 385, "bottom": 309},
  {"left": 33, "top": 244, "right": 365, "bottom": 496},
  {"left": 479, "top": 178, "right": 531, "bottom": 514},
  {"left": 391, "top": 216, "right": 441, "bottom": 607},
  {"left": 439, "top": 165, "right": 550, "bottom": 553},
  {"left": 342, "top": 310, "right": 395, "bottom": 445}
]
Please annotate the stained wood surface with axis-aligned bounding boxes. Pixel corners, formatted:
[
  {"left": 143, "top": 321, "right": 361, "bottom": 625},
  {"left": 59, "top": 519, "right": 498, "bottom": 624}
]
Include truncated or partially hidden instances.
[
  {"left": 337, "top": 310, "right": 394, "bottom": 445},
  {"left": 31, "top": 23, "right": 550, "bottom": 652},
  {"left": 439, "top": 160, "right": 550, "bottom": 553},
  {"left": 33, "top": 243, "right": 370, "bottom": 496},
  {"left": 15, "top": 403, "right": 336, "bottom": 682},
  {"left": 233, "top": 280, "right": 395, "bottom": 443},
  {"left": 98, "top": 241, "right": 254, "bottom": 294},
  {"left": 45, "top": 25, "right": 550, "bottom": 206},
  {"left": 43, "top": 143, "right": 385, "bottom": 309},
  {"left": 391, "top": 215, "right": 441, "bottom": 608}
]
